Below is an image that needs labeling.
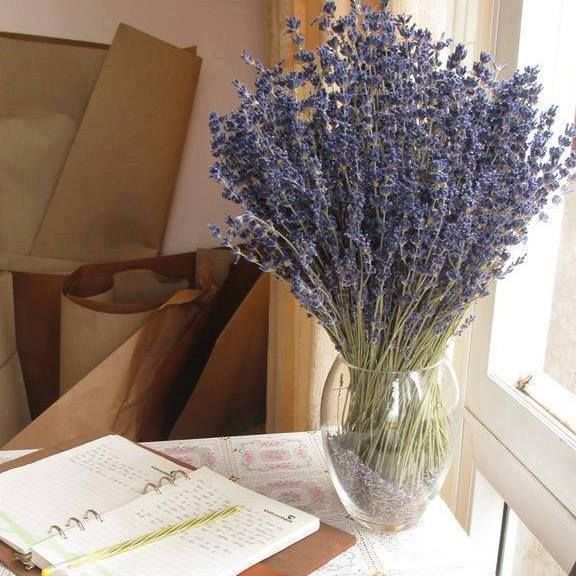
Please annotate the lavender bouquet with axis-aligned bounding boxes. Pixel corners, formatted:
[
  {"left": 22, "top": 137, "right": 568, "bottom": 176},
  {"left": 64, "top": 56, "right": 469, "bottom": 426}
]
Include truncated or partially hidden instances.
[{"left": 209, "top": 0, "right": 575, "bottom": 526}]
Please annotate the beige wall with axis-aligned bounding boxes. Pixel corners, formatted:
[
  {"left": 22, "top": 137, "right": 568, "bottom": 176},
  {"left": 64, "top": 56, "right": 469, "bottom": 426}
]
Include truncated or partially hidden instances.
[{"left": 0, "top": 0, "right": 267, "bottom": 254}]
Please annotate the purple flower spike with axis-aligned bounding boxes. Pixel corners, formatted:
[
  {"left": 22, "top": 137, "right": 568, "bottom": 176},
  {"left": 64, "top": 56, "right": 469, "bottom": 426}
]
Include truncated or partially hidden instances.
[{"left": 208, "top": 1, "right": 575, "bottom": 369}]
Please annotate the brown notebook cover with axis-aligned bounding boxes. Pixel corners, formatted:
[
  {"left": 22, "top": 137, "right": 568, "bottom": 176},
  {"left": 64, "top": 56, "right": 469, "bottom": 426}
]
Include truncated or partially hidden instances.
[{"left": 0, "top": 436, "right": 356, "bottom": 576}]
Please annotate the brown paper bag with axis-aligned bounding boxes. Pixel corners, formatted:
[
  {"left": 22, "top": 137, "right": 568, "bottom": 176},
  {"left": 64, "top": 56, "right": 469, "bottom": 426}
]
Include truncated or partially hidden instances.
[
  {"left": 60, "top": 269, "right": 190, "bottom": 394},
  {"left": 4, "top": 288, "right": 213, "bottom": 449},
  {"left": 11, "top": 253, "right": 198, "bottom": 419},
  {"left": 0, "top": 33, "right": 105, "bottom": 265},
  {"left": 11, "top": 271, "right": 67, "bottom": 417},
  {"left": 0, "top": 27, "right": 202, "bottom": 269},
  {"left": 0, "top": 27, "right": 203, "bottom": 435},
  {"left": 0, "top": 36, "right": 107, "bottom": 419},
  {"left": 5, "top": 252, "right": 269, "bottom": 449},
  {"left": 0, "top": 32, "right": 107, "bottom": 120},
  {"left": 0, "top": 113, "right": 76, "bottom": 255},
  {"left": 31, "top": 24, "right": 202, "bottom": 262},
  {"left": 0, "top": 272, "right": 30, "bottom": 445},
  {"left": 170, "top": 274, "right": 270, "bottom": 439}
]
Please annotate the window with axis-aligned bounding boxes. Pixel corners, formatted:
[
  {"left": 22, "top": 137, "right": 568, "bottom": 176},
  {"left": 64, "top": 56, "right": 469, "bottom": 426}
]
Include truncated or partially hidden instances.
[
  {"left": 469, "top": 471, "right": 568, "bottom": 575},
  {"left": 452, "top": 0, "right": 576, "bottom": 573}
]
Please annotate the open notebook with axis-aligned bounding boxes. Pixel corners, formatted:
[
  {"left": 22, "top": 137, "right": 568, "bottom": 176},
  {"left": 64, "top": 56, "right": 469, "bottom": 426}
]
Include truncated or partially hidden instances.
[{"left": 0, "top": 436, "right": 320, "bottom": 576}]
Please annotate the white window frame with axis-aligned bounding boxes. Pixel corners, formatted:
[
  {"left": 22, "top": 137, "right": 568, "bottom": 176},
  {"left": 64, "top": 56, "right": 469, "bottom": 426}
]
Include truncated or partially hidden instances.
[
  {"left": 456, "top": 294, "right": 576, "bottom": 572},
  {"left": 446, "top": 0, "right": 576, "bottom": 572}
]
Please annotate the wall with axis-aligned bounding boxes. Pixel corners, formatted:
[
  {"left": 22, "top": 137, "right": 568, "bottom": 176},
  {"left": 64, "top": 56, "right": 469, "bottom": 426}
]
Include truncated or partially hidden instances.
[{"left": 0, "top": 0, "right": 267, "bottom": 254}]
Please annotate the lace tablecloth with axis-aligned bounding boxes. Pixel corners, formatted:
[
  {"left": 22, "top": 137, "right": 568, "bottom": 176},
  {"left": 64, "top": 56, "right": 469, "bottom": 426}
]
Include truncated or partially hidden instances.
[{"left": 0, "top": 432, "right": 489, "bottom": 576}]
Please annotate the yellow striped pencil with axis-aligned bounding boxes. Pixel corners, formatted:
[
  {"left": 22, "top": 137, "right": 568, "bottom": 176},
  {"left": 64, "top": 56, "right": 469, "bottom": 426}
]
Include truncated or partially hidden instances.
[{"left": 41, "top": 505, "right": 243, "bottom": 576}]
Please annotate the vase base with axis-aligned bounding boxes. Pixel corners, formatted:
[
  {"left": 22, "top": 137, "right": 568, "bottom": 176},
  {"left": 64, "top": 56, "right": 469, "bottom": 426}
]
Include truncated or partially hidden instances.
[{"left": 353, "top": 516, "right": 418, "bottom": 533}]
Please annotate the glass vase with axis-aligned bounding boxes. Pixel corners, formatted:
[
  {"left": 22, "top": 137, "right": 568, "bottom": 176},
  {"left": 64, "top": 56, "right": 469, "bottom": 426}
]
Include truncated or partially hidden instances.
[{"left": 320, "top": 355, "right": 460, "bottom": 532}]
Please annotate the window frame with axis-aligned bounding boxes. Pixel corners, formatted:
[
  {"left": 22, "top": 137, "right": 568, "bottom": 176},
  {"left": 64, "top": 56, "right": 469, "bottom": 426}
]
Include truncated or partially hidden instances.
[
  {"left": 450, "top": 0, "right": 576, "bottom": 571},
  {"left": 456, "top": 291, "right": 576, "bottom": 572}
]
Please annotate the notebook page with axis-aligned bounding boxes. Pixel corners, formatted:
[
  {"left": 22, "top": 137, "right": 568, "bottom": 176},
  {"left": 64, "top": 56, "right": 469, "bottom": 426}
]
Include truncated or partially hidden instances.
[
  {"left": 37, "top": 467, "right": 320, "bottom": 576},
  {"left": 0, "top": 436, "right": 190, "bottom": 553}
]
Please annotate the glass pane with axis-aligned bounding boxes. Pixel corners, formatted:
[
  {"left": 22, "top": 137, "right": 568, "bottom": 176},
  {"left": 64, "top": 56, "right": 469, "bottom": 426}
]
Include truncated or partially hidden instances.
[
  {"left": 468, "top": 471, "right": 568, "bottom": 575},
  {"left": 502, "top": 509, "right": 567, "bottom": 576},
  {"left": 487, "top": 0, "right": 576, "bottom": 433},
  {"left": 545, "top": 192, "right": 576, "bottom": 394},
  {"left": 468, "top": 471, "right": 503, "bottom": 574}
]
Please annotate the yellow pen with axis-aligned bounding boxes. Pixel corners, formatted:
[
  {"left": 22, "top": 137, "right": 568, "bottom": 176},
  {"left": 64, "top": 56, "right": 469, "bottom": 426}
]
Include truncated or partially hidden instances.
[{"left": 42, "top": 505, "right": 243, "bottom": 576}]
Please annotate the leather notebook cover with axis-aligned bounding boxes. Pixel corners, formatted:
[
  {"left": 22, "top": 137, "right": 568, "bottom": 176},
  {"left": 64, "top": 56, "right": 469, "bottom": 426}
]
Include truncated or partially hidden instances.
[{"left": 0, "top": 436, "right": 356, "bottom": 576}]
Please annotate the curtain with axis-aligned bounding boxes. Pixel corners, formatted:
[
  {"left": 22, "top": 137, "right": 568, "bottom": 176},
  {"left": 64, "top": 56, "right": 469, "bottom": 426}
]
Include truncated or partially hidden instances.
[
  {"left": 266, "top": 278, "right": 336, "bottom": 432},
  {"left": 265, "top": 0, "right": 493, "bottom": 433},
  {"left": 265, "top": 0, "right": 340, "bottom": 433},
  {"left": 389, "top": 0, "right": 453, "bottom": 38}
]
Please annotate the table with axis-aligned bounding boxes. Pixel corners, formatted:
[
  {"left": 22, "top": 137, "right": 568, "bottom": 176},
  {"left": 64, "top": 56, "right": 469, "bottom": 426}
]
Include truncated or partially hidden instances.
[{"left": 0, "top": 432, "right": 488, "bottom": 576}]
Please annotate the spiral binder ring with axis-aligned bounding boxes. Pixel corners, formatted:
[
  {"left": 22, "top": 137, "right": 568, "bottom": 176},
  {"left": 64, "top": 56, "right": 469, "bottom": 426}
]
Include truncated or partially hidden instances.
[
  {"left": 47, "top": 509, "right": 102, "bottom": 542},
  {"left": 169, "top": 469, "right": 189, "bottom": 480},
  {"left": 84, "top": 509, "right": 103, "bottom": 523},
  {"left": 48, "top": 525, "right": 67, "bottom": 539},
  {"left": 158, "top": 476, "right": 176, "bottom": 488},
  {"left": 14, "top": 468, "right": 194, "bottom": 571},
  {"left": 142, "top": 469, "right": 189, "bottom": 495},
  {"left": 66, "top": 517, "right": 86, "bottom": 531},
  {"left": 143, "top": 482, "right": 161, "bottom": 495},
  {"left": 13, "top": 551, "right": 34, "bottom": 571}
]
